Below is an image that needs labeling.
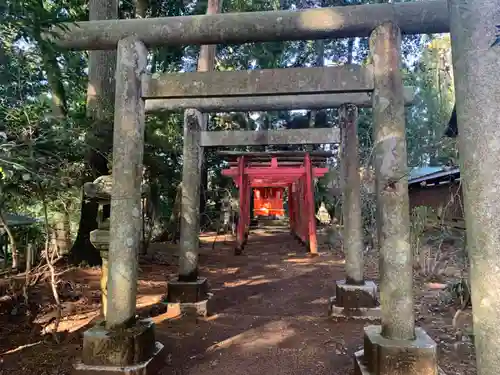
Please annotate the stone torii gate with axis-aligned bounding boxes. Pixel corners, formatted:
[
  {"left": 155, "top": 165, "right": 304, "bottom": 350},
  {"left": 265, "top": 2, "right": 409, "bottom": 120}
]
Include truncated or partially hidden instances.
[
  {"left": 49, "top": 1, "right": 500, "bottom": 375},
  {"left": 220, "top": 151, "right": 330, "bottom": 255}
]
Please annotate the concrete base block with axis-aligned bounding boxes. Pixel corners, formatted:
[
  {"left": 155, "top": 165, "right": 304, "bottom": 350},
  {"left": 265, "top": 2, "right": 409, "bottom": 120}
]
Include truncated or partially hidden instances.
[
  {"left": 354, "top": 325, "right": 445, "bottom": 375},
  {"left": 328, "top": 280, "right": 380, "bottom": 319},
  {"left": 73, "top": 342, "right": 164, "bottom": 375},
  {"left": 166, "top": 292, "right": 214, "bottom": 317},
  {"left": 166, "top": 277, "right": 209, "bottom": 303},
  {"left": 82, "top": 319, "right": 156, "bottom": 367},
  {"left": 329, "top": 297, "right": 381, "bottom": 320}
]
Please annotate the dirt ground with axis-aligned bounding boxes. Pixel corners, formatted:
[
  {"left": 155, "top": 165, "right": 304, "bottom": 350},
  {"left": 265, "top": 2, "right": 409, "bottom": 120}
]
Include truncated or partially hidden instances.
[{"left": 0, "top": 229, "right": 475, "bottom": 375}]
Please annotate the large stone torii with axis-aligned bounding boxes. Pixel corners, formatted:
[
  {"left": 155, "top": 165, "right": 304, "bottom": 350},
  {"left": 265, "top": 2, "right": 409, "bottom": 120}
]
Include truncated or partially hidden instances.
[{"left": 58, "top": 1, "right": 500, "bottom": 375}]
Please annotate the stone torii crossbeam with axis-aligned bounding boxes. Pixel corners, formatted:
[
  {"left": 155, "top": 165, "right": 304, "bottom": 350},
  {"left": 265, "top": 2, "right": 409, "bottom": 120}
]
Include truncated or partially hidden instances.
[{"left": 50, "top": 1, "right": 500, "bottom": 375}]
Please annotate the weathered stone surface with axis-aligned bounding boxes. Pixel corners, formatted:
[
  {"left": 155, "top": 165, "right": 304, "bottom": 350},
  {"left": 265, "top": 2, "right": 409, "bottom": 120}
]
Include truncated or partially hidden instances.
[
  {"left": 369, "top": 21, "right": 414, "bottom": 340},
  {"left": 106, "top": 36, "right": 148, "bottom": 329},
  {"left": 355, "top": 325, "right": 439, "bottom": 375},
  {"left": 74, "top": 342, "right": 164, "bottom": 375},
  {"left": 340, "top": 103, "right": 364, "bottom": 284},
  {"left": 143, "top": 65, "right": 373, "bottom": 99},
  {"left": 178, "top": 109, "right": 203, "bottom": 282},
  {"left": 166, "top": 292, "right": 214, "bottom": 317},
  {"left": 200, "top": 128, "right": 340, "bottom": 147},
  {"left": 335, "top": 280, "right": 378, "bottom": 308},
  {"left": 329, "top": 280, "right": 380, "bottom": 319},
  {"left": 49, "top": 1, "right": 449, "bottom": 50},
  {"left": 84, "top": 175, "right": 149, "bottom": 202},
  {"left": 145, "top": 88, "right": 416, "bottom": 113},
  {"left": 82, "top": 319, "right": 156, "bottom": 367},
  {"left": 90, "top": 229, "right": 110, "bottom": 250},
  {"left": 166, "top": 277, "right": 209, "bottom": 303}
]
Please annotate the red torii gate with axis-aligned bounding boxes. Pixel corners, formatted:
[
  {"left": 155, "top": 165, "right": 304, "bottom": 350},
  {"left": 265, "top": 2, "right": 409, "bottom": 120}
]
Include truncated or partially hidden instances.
[{"left": 220, "top": 151, "right": 330, "bottom": 255}]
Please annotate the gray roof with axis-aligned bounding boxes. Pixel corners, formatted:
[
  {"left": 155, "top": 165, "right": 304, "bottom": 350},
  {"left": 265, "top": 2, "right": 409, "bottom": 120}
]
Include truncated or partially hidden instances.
[
  {"left": 409, "top": 166, "right": 460, "bottom": 185},
  {"left": 0, "top": 213, "right": 38, "bottom": 227}
]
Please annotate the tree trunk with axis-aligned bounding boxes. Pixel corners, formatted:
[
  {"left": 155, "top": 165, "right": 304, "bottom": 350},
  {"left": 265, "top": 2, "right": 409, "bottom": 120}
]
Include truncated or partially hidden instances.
[
  {"left": 197, "top": 0, "right": 222, "bottom": 230},
  {"left": 33, "top": 0, "right": 68, "bottom": 119},
  {"left": 0, "top": 212, "right": 18, "bottom": 270},
  {"left": 69, "top": 0, "right": 118, "bottom": 266},
  {"left": 303, "top": 0, "right": 325, "bottom": 152},
  {"left": 134, "top": 0, "right": 148, "bottom": 18}
]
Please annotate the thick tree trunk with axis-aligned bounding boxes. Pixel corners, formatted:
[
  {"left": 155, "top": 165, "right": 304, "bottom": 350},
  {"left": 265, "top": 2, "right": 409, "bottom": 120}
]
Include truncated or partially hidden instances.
[
  {"left": 33, "top": 0, "right": 68, "bottom": 119},
  {"left": 69, "top": 0, "right": 118, "bottom": 266},
  {"left": 197, "top": 0, "right": 221, "bottom": 230},
  {"left": 303, "top": 0, "right": 325, "bottom": 152}
]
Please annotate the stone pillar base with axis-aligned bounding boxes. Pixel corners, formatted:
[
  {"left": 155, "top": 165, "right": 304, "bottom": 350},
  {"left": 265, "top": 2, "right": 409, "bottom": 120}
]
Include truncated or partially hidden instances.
[
  {"left": 354, "top": 325, "right": 445, "bottom": 375},
  {"left": 74, "top": 319, "right": 164, "bottom": 375},
  {"left": 328, "top": 280, "right": 380, "bottom": 319},
  {"left": 74, "top": 342, "right": 164, "bottom": 375},
  {"left": 166, "top": 277, "right": 212, "bottom": 317},
  {"left": 165, "top": 292, "right": 213, "bottom": 317}
]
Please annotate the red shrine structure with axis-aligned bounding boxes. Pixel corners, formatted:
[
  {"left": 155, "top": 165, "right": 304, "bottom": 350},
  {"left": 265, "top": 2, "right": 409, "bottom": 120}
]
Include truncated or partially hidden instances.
[
  {"left": 253, "top": 187, "right": 285, "bottom": 218},
  {"left": 220, "top": 151, "right": 330, "bottom": 255}
]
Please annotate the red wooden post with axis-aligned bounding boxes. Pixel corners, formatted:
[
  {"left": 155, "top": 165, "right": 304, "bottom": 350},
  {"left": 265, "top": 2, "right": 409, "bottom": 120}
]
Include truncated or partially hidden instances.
[
  {"left": 297, "top": 177, "right": 305, "bottom": 242},
  {"left": 304, "top": 153, "right": 318, "bottom": 255},
  {"left": 221, "top": 152, "right": 328, "bottom": 252},
  {"left": 302, "top": 178, "right": 308, "bottom": 242},
  {"left": 236, "top": 156, "right": 245, "bottom": 255},
  {"left": 244, "top": 175, "right": 251, "bottom": 242},
  {"left": 288, "top": 183, "right": 294, "bottom": 234},
  {"left": 301, "top": 178, "right": 307, "bottom": 243}
]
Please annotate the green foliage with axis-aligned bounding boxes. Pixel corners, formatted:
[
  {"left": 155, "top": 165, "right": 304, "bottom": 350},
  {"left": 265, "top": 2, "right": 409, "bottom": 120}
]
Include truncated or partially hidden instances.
[
  {"left": 0, "top": 0, "right": 458, "bottom": 256},
  {"left": 446, "top": 277, "right": 471, "bottom": 308},
  {"left": 410, "top": 205, "right": 434, "bottom": 254}
]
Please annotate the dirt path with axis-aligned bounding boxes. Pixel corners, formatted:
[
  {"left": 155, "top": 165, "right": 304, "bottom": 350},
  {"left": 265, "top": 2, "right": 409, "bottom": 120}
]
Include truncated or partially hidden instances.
[
  {"left": 0, "top": 229, "right": 475, "bottom": 375},
  {"left": 156, "top": 231, "right": 366, "bottom": 375}
]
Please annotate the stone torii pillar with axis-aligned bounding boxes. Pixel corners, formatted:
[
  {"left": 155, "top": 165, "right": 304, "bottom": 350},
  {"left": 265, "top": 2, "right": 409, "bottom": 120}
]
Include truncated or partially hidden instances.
[
  {"left": 74, "top": 37, "right": 164, "bottom": 375},
  {"left": 353, "top": 22, "right": 442, "bottom": 375},
  {"left": 329, "top": 104, "right": 379, "bottom": 319},
  {"left": 449, "top": 0, "right": 500, "bottom": 374},
  {"left": 165, "top": 0, "right": 222, "bottom": 317}
]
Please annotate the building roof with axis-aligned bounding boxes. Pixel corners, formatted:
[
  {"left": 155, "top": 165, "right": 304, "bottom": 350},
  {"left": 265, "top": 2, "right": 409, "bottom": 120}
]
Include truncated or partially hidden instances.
[
  {"left": 409, "top": 166, "right": 460, "bottom": 186},
  {"left": 0, "top": 213, "right": 38, "bottom": 227}
]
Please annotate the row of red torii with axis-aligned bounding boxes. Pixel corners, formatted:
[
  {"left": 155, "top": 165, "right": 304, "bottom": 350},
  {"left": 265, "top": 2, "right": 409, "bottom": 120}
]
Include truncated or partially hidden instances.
[{"left": 221, "top": 151, "right": 329, "bottom": 255}]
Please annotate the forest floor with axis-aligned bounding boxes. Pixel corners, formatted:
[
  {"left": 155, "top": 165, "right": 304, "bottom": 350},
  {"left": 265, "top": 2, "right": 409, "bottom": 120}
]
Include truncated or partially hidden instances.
[{"left": 0, "top": 228, "right": 475, "bottom": 375}]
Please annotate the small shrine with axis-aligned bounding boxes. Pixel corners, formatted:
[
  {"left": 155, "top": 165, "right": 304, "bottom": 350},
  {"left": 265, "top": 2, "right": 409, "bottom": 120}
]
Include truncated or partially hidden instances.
[{"left": 220, "top": 151, "right": 330, "bottom": 255}]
